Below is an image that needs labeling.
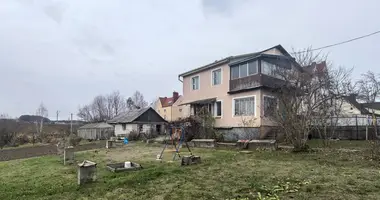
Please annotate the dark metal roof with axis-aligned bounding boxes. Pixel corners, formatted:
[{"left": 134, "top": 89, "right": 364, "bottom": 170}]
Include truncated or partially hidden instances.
[
  {"left": 79, "top": 122, "right": 113, "bottom": 129},
  {"left": 178, "top": 45, "right": 293, "bottom": 78},
  {"left": 178, "top": 97, "right": 217, "bottom": 106},
  {"left": 108, "top": 107, "right": 151, "bottom": 124}
]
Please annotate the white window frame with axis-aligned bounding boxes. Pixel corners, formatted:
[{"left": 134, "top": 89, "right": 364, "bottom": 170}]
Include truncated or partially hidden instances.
[
  {"left": 214, "top": 100, "right": 223, "bottom": 118},
  {"left": 232, "top": 95, "right": 256, "bottom": 117},
  {"left": 211, "top": 68, "right": 223, "bottom": 86},
  {"left": 191, "top": 75, "right": 200, "bottom": 90},
  {"left": 263, "top": 95, "right": 278, "bottom": 116}
]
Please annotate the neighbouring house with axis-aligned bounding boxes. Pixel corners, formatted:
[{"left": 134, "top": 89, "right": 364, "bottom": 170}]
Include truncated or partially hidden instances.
[
  {"left": 77, "top": 122, "right": 114, "bottom": 140},
  {"left": 108, "top": 107, "right": 167, "bottom": 137},
  {"left": 178, "top": 45, "right": 301, "bottom": 140},
  {"left": 154, "top": 91, "right": 185, "bottom": 121}
]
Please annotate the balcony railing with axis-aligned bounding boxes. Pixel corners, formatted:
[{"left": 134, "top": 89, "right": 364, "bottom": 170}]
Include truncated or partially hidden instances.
[
  {"left": 229, "top": 74, "right": 287, "bottom": 93},
  {"left": 229, "top": 74, "right": 261, "bottom": 92}
]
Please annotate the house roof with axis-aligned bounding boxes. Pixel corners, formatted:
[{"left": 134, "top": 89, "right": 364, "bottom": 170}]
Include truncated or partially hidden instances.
[
  {"left": 79, "top": 122, "right": 113, "bottom": 129},
  {"left": 178, "top": 97, "right": 217, "bottom": 106},
  {"left": 303, "top": 61, "right": 327, "bottom": 75},
  {"left": 178, "top": 45, "right": 294, "bottom": 78},
  {"left": 159, "top": 95, "right": 182, "bottom": 107},
  {"left": 108, "top": 107, "right": 151, "bottom": 124}
]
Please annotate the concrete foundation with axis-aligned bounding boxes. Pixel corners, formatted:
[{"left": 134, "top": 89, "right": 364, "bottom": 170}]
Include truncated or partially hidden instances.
[
  {"left": 217, "top": 127, "right": 260, "bottom": 141},
  {"left": 191, "top": 139, "right": 216, "bottom": 148},
  {"left": 248, "top": 140, "right": 277, "bottom": 150},
  {"left": 63, "top": 146, "right": 75, "bottom": 165},
  {"left": 77, "top": 160, "right": 97, "bottom": 185}
]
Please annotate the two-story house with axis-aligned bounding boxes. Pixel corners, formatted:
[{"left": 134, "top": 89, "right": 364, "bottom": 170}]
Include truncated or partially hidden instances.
[
  {"left": 154, "top": 91, "right": 184, "bottom": 121},
  {"left": 178, "top": 45, "right": 300, "bottom": 140}
]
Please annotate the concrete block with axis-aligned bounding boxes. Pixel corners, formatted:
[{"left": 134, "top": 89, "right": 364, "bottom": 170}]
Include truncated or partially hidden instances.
[
  {"left": 248, "top": 139, "right": 277, "bottom": 150},
  {"left": 191, "top": 139, "right": 216, "bottom": 148},
  {"left": 64, "top": 146, "right": 75, "bottom": 165},
  {"left": 236, "top": 140, "right": 250, "bottom": 149},
  {"left": 106, "top": 162, "right": 143, "bottom": 173},
  {"left": 106, "top": 140, "right": 116, "bottom": 149},
  {"left": 77, "top": 160, "right": 97, "bottom": 185},
  {"left": 181, "top": 155, "right": 201, "bottom": 166}
]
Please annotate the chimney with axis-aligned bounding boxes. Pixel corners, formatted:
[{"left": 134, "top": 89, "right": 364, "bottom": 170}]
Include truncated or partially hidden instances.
[{"left": 173, "top": 91, "right": 179, "bottom": 102}]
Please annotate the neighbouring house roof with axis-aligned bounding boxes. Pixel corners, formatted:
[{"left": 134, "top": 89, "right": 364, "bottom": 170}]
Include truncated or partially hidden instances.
[
  {"left": 108, "top": 108, "right": 150, "bottom": 124},
  {"left": 303, "top": 61, "right": 327, "bottom": 75},
  {"left": 178, "top": 97, "right": 217, "bottom": 106},
  {"left": 343, "top": 94, "right": 380, "bottom": 116},
  {"left": 178, "top": 45, "right": 296, "bottom": 78},
  {"left": 108, "top": 107, "right": 167, "bottom": 124},
  {"left": 78, "top": 122, "right": 113, "bottom": 129},
  {"left": 159, "top": 95, "right": 181, "bottom": 107}
]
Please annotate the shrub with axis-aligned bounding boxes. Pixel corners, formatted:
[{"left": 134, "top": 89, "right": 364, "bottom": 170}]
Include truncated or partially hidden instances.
[
  {"left": 67, "top": 134, "right": 82, "bottom": 147},
  {"left": 170, "top": 114, "right": 222, "bottom": 141},
  {"left": 128, "top": 130, "right": 140, "bottom": 141}
]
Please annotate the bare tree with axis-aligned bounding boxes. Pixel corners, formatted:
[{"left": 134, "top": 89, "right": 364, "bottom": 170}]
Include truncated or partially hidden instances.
[
  {"left": 356, "top": 71, "right": 380, "bottom": 158},
  {"left": 312, "top": 66, "right": 354, "bottom": 145},
  {"left": 356, "top": 71, "right": 380, "bottom": 103},
  {"left": 129, "top": 90, "right": 148, "bottom": 110},
  {"left": 0, "top": 113, "right": 10, "bottom": 119},
  {"left": 77, "top": 90, "right": 127, "bottom": 122},
  {"left": 77, "top": 105, "right": 95, "bottom": 122},
  {"left": 267, "top": 48, "right": 354, "bottom": 151},
  {"left": 35, "top": 102, "right": 48, "bottom": 144},
  {"left": 108, "top": 91, "right": 126, "bottom": 116}
]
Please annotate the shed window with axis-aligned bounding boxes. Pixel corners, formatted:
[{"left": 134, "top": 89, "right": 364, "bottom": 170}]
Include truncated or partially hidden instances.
[{"left": 122, "top": 124, "right": 126, "bottom": 131}]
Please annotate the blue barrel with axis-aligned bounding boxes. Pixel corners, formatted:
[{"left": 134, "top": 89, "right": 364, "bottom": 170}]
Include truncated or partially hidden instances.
[{"left": 124, "top": 138, "right": 129, "bottom": 144}]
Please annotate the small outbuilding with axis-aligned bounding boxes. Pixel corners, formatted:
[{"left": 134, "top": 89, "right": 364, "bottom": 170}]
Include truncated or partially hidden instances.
[
  {"left": 77, "top": 122, "right": 114, "bottom": 140},
  {"left": 108, "top": 107, "right": 167, "bottom": 137}
]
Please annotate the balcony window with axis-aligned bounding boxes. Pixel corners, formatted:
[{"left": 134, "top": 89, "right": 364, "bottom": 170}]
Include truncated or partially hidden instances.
[
  {"left": 231, "top": 60, "right": 258, "bottom": 80},
  {"left": 261, "top": 61, "right": 284, "bottom": 80}
]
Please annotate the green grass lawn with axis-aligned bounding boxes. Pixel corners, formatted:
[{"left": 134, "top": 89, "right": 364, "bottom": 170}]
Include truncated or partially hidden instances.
[
  {"left": 0, "top": 142, "right": 379, "bottom": 200},
  {"left": 307, "top": 139, "right": 371, "bottom": 149}
]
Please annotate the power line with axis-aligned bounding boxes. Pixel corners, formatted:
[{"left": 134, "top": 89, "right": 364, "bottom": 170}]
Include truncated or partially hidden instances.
[{"left": 293, "top": 30, "right": 380, "bottom": 54}]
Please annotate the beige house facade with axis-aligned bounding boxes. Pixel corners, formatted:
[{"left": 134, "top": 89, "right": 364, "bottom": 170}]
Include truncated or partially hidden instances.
[
  {"left": 154, "top": 92, "right": 186, "bottom": 121},
  {"left": 178, "top": 45, "right": 299, "bottom": 140}
]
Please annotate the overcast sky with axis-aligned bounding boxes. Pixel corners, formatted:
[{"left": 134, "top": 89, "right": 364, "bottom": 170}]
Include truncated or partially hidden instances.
[{"left": 1, "top": 0, "right": 379, "bottom": 119}]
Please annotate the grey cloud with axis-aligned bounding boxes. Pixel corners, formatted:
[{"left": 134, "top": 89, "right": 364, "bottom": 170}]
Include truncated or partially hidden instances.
[{"left": 1, "top": 0, "right": 380, "bottom": 119}]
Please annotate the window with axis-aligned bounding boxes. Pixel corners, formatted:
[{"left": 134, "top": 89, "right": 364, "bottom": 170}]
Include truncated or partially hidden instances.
[
  {"left": 248, "top": 61, "right": 258, "bottom": 75},
  {"left": 122, "top": 124, "right": 126, "bottom": 131},
  {"left": 191, "top": 76, "right": 200, "bottom": 90},
  {"left": 212, "top": 68, "right": 222, "bottom": 85},
  {"left": 264, "top": 96, "right": 277, "bottom": 117},
  {"left": 239, "top": 63, "right": 248, "bottom": 77},
  {"left": 234, "top": 96, "right": 255, "bottom": 116},
  {"left": 164, "top": 109, "right": 166, "bottom": 113},
  {"left": 215, "top": 101, "right": 222, "bottom": 117},
  {"left": 261, "top": 61, "right": 284, "bottom": 80},
  {"left": 179, "top": 108, "right": 182, "bottom": 112},
  {"left": 231, "top": 66, "right": 239, "bottom": 79},
  {"left": 139, "top": 124, "right": 143, "bottom": 132},
  {"left": 231, "top": 60, "right": 258, "bottom": 80}
]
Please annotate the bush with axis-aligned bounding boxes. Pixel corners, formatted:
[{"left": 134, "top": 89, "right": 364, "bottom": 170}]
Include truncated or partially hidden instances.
[
  {"left": 170, "top": 115, "right": 223, "bottom": 142},
  {"left": 67, "top": 134, "right": 81, "bottom": 147},
  {"left": 128, "top": 130, "right": 140, "bottom": 141}
]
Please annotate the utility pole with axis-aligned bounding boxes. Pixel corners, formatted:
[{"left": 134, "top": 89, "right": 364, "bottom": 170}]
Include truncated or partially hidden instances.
[
  {"left": 56, "top": 110, "right": 60, "bottom": 122},
  {"left": 70, "top": 113, "right": 73, "bottom": 134}
]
